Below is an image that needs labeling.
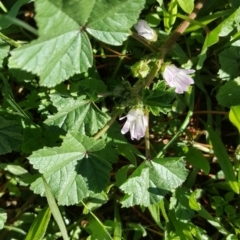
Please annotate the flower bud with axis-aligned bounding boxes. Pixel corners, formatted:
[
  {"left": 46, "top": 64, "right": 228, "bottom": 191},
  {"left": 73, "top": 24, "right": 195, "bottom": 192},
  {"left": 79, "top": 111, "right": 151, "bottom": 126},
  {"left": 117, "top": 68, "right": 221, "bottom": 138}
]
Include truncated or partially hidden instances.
[{"left": 134, "top": 20, "right": 157, "bottom": 41}]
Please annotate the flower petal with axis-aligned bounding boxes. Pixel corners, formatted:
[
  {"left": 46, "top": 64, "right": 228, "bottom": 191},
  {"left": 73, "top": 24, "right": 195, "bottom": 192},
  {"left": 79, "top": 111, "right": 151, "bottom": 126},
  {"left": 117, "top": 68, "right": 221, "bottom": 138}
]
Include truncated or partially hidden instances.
[
  {"left": 162, "top": 65, "right": 195, "bottom": 94},
  {"left": 120, "top": 108, "right": 148, "bottom": 140},
  {"left": 121, "top": 120, "right": 131, "bottom": 134}
]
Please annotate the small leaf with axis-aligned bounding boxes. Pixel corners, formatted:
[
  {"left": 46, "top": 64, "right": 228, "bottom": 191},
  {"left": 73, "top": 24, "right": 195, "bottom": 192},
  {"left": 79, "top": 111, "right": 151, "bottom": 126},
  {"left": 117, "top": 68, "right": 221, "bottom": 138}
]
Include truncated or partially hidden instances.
[
  {"left": 178, "top": 0, "right": 194, "bottom": 14},
  {"left": 120, "top": 158, "right": 188, "bottom": 207},
  {"left": 217, "top": 77, "right": 240, "bottom": 107},
  {"left": 229, "top": 105, "right": 240, "bottom": 132},
  {"left": 189, "top": 189, "right": 202, "bottom": 211},
  {"left": 207, "top": 126, "right": 239, "bottom": 194},
  {"left": 0, "top": 116, "right": 23, "bottom": 155},
  {"left": 25, "top": 206, "right": 51, "bottom": 240}
]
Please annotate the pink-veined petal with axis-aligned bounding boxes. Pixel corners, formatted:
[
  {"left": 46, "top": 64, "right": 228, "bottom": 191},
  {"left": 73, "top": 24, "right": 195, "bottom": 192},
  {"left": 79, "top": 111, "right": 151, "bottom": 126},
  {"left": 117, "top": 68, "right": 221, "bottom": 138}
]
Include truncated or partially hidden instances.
[{"left": 163, "top": 65, "right": 195, "bottom": 94}]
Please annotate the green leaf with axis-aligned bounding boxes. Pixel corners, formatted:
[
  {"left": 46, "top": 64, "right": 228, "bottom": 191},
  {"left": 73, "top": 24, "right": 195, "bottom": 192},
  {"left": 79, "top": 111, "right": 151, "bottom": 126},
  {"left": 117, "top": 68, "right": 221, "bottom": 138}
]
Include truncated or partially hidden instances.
[
  {"left": 207, "top": 126, "right": 239, "bottom": 194},
  {"left": 177, "top": 0, "right": 194, "bottom": 14},
  {"left": 43, "top": 178, "right": 69, "bottom": 240},
  {"left": 0, "top": 39, "right": 10, "bottom": 67},
  {"left": 29, "top": 132, "right": 111, "bottom": 205},
  {"left": 9, "top": 0, "right": 145, "bottom": 87},
  {"left": 189, "top": 189, "right": 202, "bottom": 211},
  {"left": 186, "top": 148, "right": 210, "bottom": 175},
  {"left": 0, "top": 208, "right": 7, "bottom": 230},
  {"left": 84, "top": 0, "right": 145, "bottom": 45},
  {"left": 198, "top": 8, "right": 240, "bottom": 69},
  {"left": 45, "top": 94, "right": 109, "bottom": 135},
  {"left": 25, "top": 206, "right": 51, "bottom": 240},
  {"left": 0, "top": 163, "right": 28, "bottom": 176},
  {"left": 143, "top": 81, "right": 175, "bottom": 115},
  {"left": 229, "top": 105, "right": 240, "bottom": 132},
  {"left": 218, "top": 45, "right": 240, "bottom": 80},
  {"left": 9, "top": 0, "right": 92, "bottom": 87},
  {"left": 216, "top": 78, "right": 240, "bottom": 107},
  {"left": 0, "top": 116, "right": 23, "bottom": 155},
  {"left": 120, "top": 158, "right": 188, "bottom": 207}
]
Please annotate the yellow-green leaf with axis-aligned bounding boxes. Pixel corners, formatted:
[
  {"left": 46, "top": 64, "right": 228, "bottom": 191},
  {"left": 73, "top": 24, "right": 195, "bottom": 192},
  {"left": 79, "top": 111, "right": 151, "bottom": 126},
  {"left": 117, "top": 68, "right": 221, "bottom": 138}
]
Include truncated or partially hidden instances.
[{"left": 229, "top": 105, "right": 240, "bottom": 132}]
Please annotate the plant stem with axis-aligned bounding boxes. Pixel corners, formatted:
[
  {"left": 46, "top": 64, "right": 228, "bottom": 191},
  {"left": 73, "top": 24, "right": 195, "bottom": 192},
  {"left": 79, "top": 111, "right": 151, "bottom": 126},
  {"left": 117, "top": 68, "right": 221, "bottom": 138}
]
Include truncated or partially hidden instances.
[
  {"left": 93, "top": 110, "right": 122, "bottom": 140},
  {"left": 112, "top": 40, "right": 129, "bottom": 79},
  {"left": 130, "top": 31, "right": 158, "bottom": 52},
  {"left": 145, "top": 109, "right": 151, "bottom": 159},
  {"left": 156, "top": 86, "right": 195, "bottom": 158},
  {"left": 0, "top": 32, "right": 22, "bottom": 48}
]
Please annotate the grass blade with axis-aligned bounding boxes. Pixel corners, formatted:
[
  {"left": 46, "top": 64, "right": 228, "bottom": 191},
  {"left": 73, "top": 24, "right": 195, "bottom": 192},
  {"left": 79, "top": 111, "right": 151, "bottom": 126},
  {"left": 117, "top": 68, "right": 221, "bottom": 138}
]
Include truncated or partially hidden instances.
[
  {"left": 42, "top": 177, "right": 69, "bottom": 240},
  {"left": 25, "top": 206, "right": 51, "bottom": 240},
  {"left": 207, "top": 126, "right": 239, "bottom": 194}
]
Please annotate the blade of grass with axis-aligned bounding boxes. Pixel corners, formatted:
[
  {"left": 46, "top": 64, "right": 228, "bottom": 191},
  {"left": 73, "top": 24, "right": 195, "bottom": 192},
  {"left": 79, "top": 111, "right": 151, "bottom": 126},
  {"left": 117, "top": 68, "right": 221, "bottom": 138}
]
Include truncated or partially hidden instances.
[
  {"left": 0, "top": 73, "right": 30, "bottom": 119},
  {"left": 113, "top": 200, "right": 122, "bottom": 240},
  {"left": 25, "top": 206, "right": 51, "bottom": 240},
  {"left": 198, "top": 206, "right": 229, "bottom": 235},
  {"left": 42, "top": 177, "right": 69, "bottom": 240},
  {"left": 207, "top": 125, "right": 239, "bottom": 194}
]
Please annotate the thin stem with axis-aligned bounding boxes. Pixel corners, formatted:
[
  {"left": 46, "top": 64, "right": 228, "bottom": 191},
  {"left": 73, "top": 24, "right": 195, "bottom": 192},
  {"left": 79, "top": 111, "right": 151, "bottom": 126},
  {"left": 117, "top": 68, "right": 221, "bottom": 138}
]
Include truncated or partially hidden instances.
[
  {"left": 145, "top": 61, "right": 162, "bottom": 88},
  {"left": 0, "top": 32, "right": 21, "bottom": 48},
  {"left": 93, "top": 110, "right": 122, "bottom": 140},
  {"left": 145, "top": 110, "right": 151, "bottom": 159},
  {"left": 112, "top": 40, "right": 129, "bottom": 79},
  {"left": 156, "top": 86, "right": 195, "bottom": 158},
  {"left": 130, "top": 31, "right": 158, "bottom": 52}
]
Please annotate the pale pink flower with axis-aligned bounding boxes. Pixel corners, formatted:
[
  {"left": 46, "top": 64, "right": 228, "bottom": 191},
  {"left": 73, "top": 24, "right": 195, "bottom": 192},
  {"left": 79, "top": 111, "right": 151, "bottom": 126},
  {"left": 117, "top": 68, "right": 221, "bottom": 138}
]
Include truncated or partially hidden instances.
[
  {"left": 162, "top": 65, "right": 195, "bottom": 94},
  {"left": 134, "top": 20, "right": 155, "bottom": 40},
  {"left": 120, "top": 108, "right": 148, "bottom": 140}
]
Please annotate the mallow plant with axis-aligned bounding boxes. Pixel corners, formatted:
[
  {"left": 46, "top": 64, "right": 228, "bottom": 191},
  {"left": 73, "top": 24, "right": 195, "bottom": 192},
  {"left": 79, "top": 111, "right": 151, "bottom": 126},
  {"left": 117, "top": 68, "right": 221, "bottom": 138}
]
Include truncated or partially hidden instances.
[{"left": 0, "top": 0, "right": 240, "bottom": 239}]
